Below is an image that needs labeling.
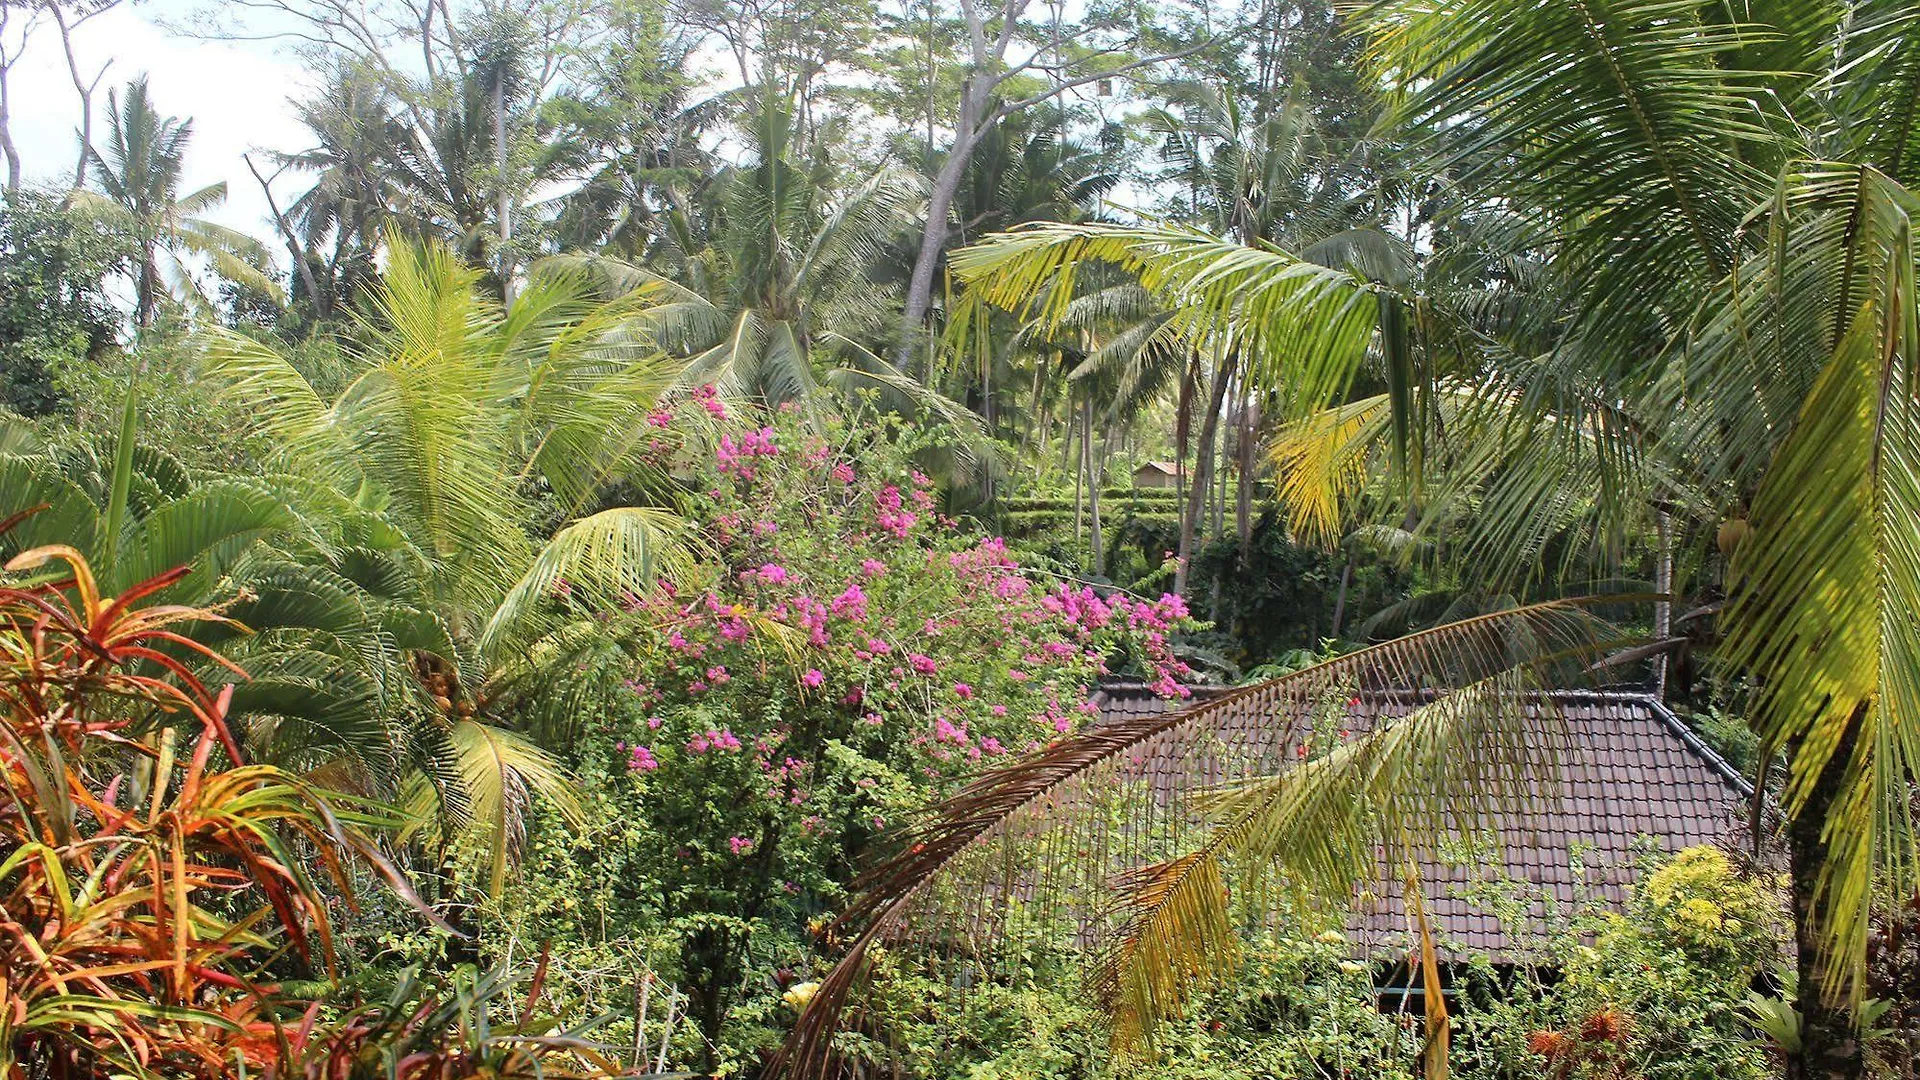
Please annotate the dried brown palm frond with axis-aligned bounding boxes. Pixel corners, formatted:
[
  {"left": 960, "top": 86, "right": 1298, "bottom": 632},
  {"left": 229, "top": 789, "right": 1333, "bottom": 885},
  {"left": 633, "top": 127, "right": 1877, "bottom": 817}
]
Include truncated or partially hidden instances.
[{"left": 773, "top": 597, "right": 1630, "bottom": 1076}]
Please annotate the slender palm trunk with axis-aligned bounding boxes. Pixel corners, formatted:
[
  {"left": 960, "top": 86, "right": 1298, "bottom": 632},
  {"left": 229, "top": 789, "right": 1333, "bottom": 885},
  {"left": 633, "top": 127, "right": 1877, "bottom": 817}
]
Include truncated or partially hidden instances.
[
  {"left": 493, "top": 70, "right": 513, "bottom": 309},
  {"left": 1174, "top": 355, "right": 1195, "bottom": 523},
  {"left": 1020, "top": 361, "right": 1044, "bottom": 463},
  {"left": 1177, "top": 348, "right": 1237, "bottom": 596},
  {"left": 1212, "top": 412, "right": 1228, "bottom": 539},
  {"left": 136, "top": 250, "right": 159, "bottom": 329},
  {"left": 1330, "top": 553, "right": 1354, "bottom": 639},
  {"left": 1085, "top": 398, "right": 1104, "bottom": 576},
  {"left": 1653, "top": 510, "right": 1673, "bottom": 699},
  {"left": 1072, "top": 406, "right": 1084, "bottom": 549},
  {"left": 1235, "top": 382, "right": 1258, "bottom": 565}
]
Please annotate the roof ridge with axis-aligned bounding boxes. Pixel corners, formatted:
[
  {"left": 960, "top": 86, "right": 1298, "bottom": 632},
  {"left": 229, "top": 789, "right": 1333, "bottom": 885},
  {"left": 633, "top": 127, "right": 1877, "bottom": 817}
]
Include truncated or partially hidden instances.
[
  {"left": 1638, "top": 695, "right": 1754, "bottom": 800},
  {"left": 1091, "top": 679, "right": 1756, "bottom": 799}
]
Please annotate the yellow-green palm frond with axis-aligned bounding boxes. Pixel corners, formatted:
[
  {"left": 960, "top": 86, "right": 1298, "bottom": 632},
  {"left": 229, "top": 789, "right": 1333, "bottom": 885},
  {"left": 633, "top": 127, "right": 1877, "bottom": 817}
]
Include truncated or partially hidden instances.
[
  {"left": 1094, "top": 848, "right": 1236, "bottom": 1055},
  {"left": 1356, "top": 0, "right": 1781, "bottom": 334},
  {"left": 481, "top": 507, "right": 697, "bottom": 661},
  {"left": 1268, "top": 394, "right": 1392, "bottom": 548},
  {"left": 402, "top": 720, "right": 586, "bottom": 900},
  {"left": 198, "top": 329, "right": 361, "bottom": 477},
  {"left": 1094, "top": 669, "right": 1557, "bottom": 1054},
  {"left": 948, "top": 222, "right": 1382, "bottom": 417},
  {"left": 1719, "top": 166, "right": 1920, "bottom": 1004}
]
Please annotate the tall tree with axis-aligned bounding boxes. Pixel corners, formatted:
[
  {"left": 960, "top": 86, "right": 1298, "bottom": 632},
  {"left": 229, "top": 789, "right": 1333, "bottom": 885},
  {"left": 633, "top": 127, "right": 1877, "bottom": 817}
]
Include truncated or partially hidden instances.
[
  {"left": 890, "top": 0, "right": 1213, "bottom": 367},
  {"left": 84, "top": 76, "right": 276, "bottom": 327}
]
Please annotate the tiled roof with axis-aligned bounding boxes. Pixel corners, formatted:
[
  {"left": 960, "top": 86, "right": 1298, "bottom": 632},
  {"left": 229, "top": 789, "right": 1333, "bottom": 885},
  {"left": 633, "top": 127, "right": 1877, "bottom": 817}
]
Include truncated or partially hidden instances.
[{"left": 1088, "top": 682, "right": 1755, "bottom": 960}]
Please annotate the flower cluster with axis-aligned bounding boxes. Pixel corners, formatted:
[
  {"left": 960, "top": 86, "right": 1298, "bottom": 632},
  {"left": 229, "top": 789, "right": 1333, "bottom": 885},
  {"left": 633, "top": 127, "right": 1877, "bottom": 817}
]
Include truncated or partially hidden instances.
[{"left": 598, "top": 400, "right": 1198, "bottom": 892}]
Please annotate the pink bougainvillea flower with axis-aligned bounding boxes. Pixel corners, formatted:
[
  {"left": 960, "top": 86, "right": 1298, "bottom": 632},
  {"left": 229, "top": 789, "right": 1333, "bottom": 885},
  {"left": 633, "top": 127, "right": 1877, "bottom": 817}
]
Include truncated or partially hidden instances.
[
  {"left": 729, "top": 835, "right": 754, "bottom": 855},
  {"left": 831, "top": 584, "right": 868, "bottom": 621},
  {"left": 802, "top": 668, "right": 825, "bottom": 688}
]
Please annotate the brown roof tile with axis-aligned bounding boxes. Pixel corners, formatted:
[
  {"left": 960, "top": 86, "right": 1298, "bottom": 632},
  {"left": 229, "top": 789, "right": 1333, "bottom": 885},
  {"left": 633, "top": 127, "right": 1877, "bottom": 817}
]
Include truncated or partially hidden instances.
[{"left": 1089, "top": 682, "right": 1753, "bottom": 960}]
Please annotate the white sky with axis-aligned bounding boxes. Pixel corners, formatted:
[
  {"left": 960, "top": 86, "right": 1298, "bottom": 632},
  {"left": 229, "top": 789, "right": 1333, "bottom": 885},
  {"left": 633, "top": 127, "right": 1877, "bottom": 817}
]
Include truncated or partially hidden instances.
[{"left": 9, "top": 1, "right": 310, "bottom": 236}]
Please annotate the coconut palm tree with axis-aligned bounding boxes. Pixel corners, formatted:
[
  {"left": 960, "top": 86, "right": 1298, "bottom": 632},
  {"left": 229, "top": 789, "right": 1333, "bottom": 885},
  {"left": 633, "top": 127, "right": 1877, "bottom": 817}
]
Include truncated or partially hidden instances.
[
  {"left": 85, "top": 76, "right": 278, "bottom": 327},
  {"left": 1346, "top": 10, "right": 1920, "bottom": 1072},
  {"left": 782, "top": 4, "right": 1920, "bottom": 1076},
  {"left": 275, "top": 66, "right": 411, "bottom": 318},
  {"left": 551, "top": 96, "right": 1001, "bottom": 500},
  {"left": 0, "top": 421, "right": 465, "bottom": 804},
  {"left": 199, "top": 238, "right": 693, "bottom": 898}
]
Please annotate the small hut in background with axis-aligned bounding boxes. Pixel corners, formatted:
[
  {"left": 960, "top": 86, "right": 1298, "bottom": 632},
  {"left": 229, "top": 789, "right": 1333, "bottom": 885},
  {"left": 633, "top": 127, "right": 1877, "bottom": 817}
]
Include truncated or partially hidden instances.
[{"left": 1131, "top": 461, "right": 1179, "bottom": 489}]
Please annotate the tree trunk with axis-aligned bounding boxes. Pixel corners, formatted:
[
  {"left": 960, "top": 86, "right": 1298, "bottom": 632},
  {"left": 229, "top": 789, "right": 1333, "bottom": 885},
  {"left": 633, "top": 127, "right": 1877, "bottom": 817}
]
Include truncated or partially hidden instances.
[
  {"left": 1174, "top": 356, "right": 1195, "bottom": 514},
  {"left": 0, "top": 26, "right": 19, "bottom": 194},
  {"left": 1085, "top": 398, "right": 1104, "bottom": 576},
  {"left": 1177, "top": 348, "right": 1237, "bottom": 597},
  {"left": 896, "top": 81, "right": 983, "bottom": 369},
  {"left": 52, "top": 5, "right": 105, "bottom": 195},
  {"left": 1652, "top": 509, "right": 1673, "bottom": 700},
  {"left": 1213, "top": 409, "right": 1228, "bottom": 540},
  {"left": 1330, "top": 554, "right": 1354, "bottom": 639},
  {"left": 246, "top": 154, "right": 324, "bottom": 321},
  {"left": 1786, "top": 706, "right": 1867, "bottom": 1080},
  {"left": 1236, "top": 381, "right": 1258, "bottom": 565},
  {"left": 1020, "top": 360, "right": 1044, "bottom": 462},
  {"left": 0, "top": 105, "right": 17, "bottom": 194},
  {"left": 493, "top": 70, "right": 514, "bottom": 309},
  {"left": 136, "top": 252, "right": 159, "bottom": 329},
  {"left": 1072, "top": 405, "right": 1084, "bottom": 549}
]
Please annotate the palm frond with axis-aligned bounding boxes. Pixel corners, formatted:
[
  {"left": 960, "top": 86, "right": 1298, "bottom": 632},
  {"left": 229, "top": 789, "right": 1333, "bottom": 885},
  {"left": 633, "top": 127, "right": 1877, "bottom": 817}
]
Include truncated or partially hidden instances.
[
  {"left": 403, "top": 720, "right": 587, "bottom": 900},
  {"left": 481, "top": 507, "right": 696, "bottom": 661},
  {"left": 776, "top": 598, "right": 1623, "bottom": 1077},
  {"left": 1357, "top": 0, "right": 1783, "bottom": 331},
  {"left": 1268, "top": 395, "right": 1391, "bottom": 548},
  {"left": 1095, "top": 669, "right": 1554, "bottom": 1054},
  {"left": 949, "top": 222, "right": 1382, "bottom": 419},
  {"left": 1718, "top": 165, "right": 1920, "bottom": 1003}
]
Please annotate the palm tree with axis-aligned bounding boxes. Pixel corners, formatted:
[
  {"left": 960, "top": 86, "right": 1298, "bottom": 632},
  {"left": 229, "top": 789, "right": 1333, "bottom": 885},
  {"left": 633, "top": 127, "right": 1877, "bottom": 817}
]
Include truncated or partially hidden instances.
[
  {"left": 553, "top": 97, "right": 998, "bottom": 496},
  {"left": 1114, "top": 90, "right": 1396, "bottom": 592},
  {"left": 275, "top": 66, "right": 410, "bottom": 318},
  {"left": 200, "top": 239, "right": 693, "bottom": 898},
  {"left": 85, "top": 76, "right": 278, "bottom": 327},
  {"left": 1352, "top": 10, "right": 1920, "bottom": 1073},
  {"left": 798, "top": 4, "right": 1920, "bottom": 1076}
]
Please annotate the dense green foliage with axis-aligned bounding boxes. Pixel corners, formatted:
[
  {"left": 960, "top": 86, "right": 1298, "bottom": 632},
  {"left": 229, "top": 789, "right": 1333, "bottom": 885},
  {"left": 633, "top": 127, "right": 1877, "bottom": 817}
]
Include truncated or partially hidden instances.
[
  {"left": 0, "top": 192, "right": 128, "bottom": 416},
  {"left": 9, "top": 0, "right": 1920, "bottom": 1075}
]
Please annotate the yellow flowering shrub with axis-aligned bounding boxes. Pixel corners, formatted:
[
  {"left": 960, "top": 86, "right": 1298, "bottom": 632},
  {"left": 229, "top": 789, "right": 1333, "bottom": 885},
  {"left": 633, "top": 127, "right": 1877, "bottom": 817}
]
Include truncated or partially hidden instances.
[{"left": 1632, "top": 846, "right": 1784, "bottom": 962}]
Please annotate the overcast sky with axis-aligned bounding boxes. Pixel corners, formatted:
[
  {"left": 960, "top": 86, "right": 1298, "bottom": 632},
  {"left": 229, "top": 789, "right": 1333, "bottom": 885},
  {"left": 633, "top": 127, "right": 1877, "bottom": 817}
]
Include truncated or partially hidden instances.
[{"left": 9, "top": 1, "right": 309, "bottom": 235}]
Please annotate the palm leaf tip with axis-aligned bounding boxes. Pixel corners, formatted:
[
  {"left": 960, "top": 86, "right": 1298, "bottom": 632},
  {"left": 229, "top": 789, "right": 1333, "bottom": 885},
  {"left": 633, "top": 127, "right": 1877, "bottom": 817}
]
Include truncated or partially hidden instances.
[{"left": 1092, "top": 849, "right": 1236, "bottom": 1056}]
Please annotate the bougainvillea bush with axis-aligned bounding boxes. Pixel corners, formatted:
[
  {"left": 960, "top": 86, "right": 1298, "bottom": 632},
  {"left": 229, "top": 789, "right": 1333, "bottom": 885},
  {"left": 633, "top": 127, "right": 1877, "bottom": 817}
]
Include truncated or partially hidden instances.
[{"left": 494, "top": 401, "right": 1197, "bottom": 1073}]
